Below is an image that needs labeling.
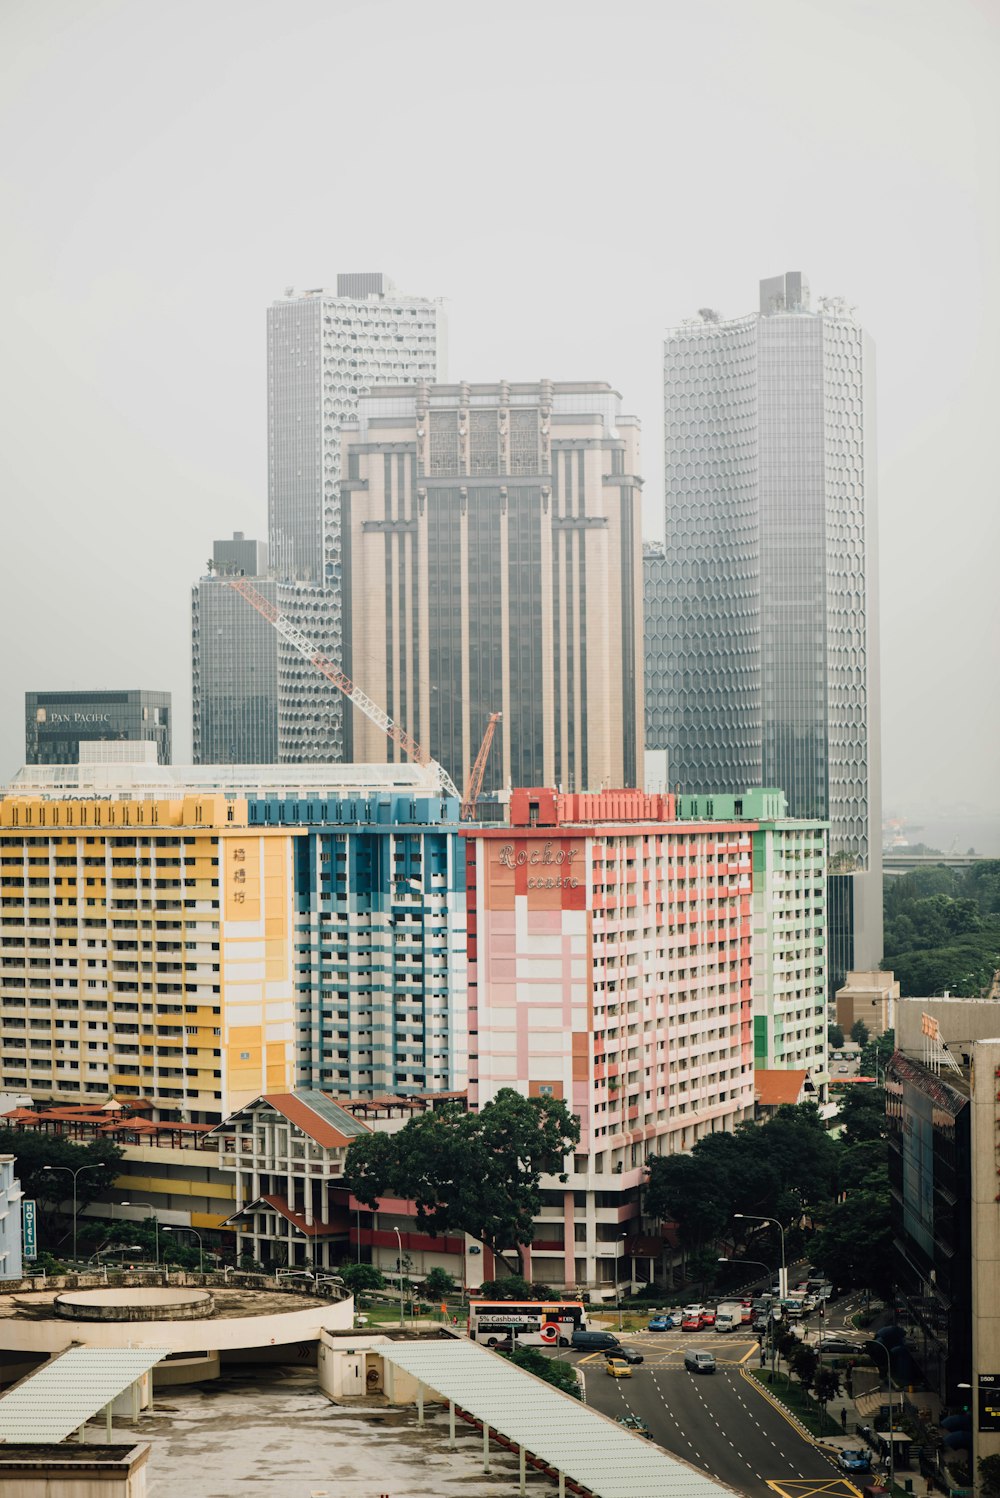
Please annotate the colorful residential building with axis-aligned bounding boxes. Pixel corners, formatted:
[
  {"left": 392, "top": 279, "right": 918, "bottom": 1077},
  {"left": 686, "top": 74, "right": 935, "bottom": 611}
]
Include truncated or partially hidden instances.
[
  {"left": 676, "top": 789, "right": 828, "bottom": 1087},
  {"left": 0, "top": 760, "right": 466, "bottom": 1122},
  {"left": 463, "top": 787, "right": 757, "bottom": 1291}
]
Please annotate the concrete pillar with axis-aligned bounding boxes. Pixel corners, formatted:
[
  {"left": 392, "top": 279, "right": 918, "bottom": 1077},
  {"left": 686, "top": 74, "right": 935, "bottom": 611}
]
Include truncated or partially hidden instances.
[
  {"left": 417, "top": 1384, "right": 424, "bottom": 1428},
  {"left": 448, "top": 1399, "right": 456, "bottom": 1449},
  {"left": 483, "top": 1421, "right": 490, "bottom": 1473},
  {"left": 105, "top": 1402, "right": 112, "bottom": 1443},
  {"left": 519, "top": 1445, "right": 526, "bottom": 1494}
]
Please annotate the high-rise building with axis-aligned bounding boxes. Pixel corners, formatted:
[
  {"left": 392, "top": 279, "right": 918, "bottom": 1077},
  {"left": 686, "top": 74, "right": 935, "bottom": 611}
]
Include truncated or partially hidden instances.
[
  {"left": 0, "top": 758, "right": 465, "bottom": 1119},
  {"left": 643, "top": 538, "right": 670, "bottom": 762},
  {"left": 266, "top": 277, "right": 447, "bottom": 759},
  {"left": 464, "top": 786, "right": 755, "bottom": 1288},
  {"left": 342, "top": 381, "right": 645, "bottom": 796},
  {"left": 676, "top": 788, "right": 828, "bottom": 1086},
  {"left": 657, "top": 271, "right": 882, "bottom": 992},
  {"left": 25, "top": 690, "right": 171, "bottom": 765},
  {"left": 191, "top": 534, "right": 341, "bottom": 765}
]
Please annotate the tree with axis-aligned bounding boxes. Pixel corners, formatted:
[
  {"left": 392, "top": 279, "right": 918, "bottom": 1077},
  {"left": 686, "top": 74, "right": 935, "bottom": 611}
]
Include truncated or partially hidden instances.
[
  {"left": 478, "top": 1276, "right": 555, "bottom": 1301},
  {"left": 503, "top": 1345, "right": 581, "bottom": 1399},
  {"left": 789, "top": 1341, "right": 818, "bottom": 1395},
  {"left": 812, "top": 1186, "right": 893, "bottom": 1297},
  {"left": 837, "top": 1084, "right": 888, "bottom": 1146},
  {"left": 423, "top": 1267, "right": 457, "bottom": 1300},
  {"left": 979, "top": 1454, "right": 1000, "bottom": 1498},
  {"left": 336, "top": 1263, "right": 384, "bottom": 1295},
  {"left": 850, "top": 1019, "right": 869, "bottom": 1046},
  {"left": 814, "top": 1364, "right": 841, "bottom": 1422},
  {"left": 828, "top": 1023, "right": 845, "bottom": 1049},
  {"left": 858, "top": 1029, "right": 894, "bottom": 1081},
  {"left": 0, "top": 1128, "right": 123, "bottom": 1254},
  {"left": 344, "top": 1089, "right": 580, "bottom": 1274}
]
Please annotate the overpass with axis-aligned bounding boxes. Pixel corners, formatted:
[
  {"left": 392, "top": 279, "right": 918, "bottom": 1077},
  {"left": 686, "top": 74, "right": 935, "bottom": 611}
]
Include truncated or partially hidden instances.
[{"left": 883, "top": 851, "right": 992, "bottom": 877}]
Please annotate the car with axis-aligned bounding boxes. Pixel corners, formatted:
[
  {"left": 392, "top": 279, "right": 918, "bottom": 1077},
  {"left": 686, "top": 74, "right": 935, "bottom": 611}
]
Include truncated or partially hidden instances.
[
  {"left": 838, "top": 1449, "right": 872, "bottom": 1474},
  {"left": 617, "top": 1415, "right": 652, "bottom": 1439},
  {"left": 603, "top": 1346, "right": 643, "bottom": 1365},
  {"left": 571, "top": 1329, "right": 621, "bottom": 1351},
  {"left": 681, "top": 1314, "right": 703, "bottom": 1331},
  {"left": 753, "top": 1315, "right": 770, "bottom": 1333},
  {"left": 605, "top": 1357, "right": 633, "bottom": 1378},
  {"left": 682, "top": 1303, "right": 706, "bottom": 1318},
  {"left": 647, "top": 1314, "right": 680, "bottom": 1331},
  {"left": 684, "top": 1349, "right": 716, "bottom": 1373},
  {"left": 700, "top": 1309, "right": 716, "bottom": 1326},
  {"left": 816, "top": 1336, "right": 861, "bottom": 1354}
]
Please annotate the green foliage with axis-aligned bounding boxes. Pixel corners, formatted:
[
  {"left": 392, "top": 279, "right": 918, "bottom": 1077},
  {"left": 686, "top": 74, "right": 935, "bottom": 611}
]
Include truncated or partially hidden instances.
[
  {"left": 0, "top": 1129, "right": 123, "bottom": 1255},
  {"left": 883, "top": 862, "right": 1000, "bottom": 996},
  {"left": 336, "top": 1263, "right": 385, "bottom": 1294},
  {"left": 813, "top": 1364, "right": 841, "bottom": 1409},
  {"left": 978, "top": 1453, "right": 1000, "bottom": 1497},
  {"left": 849, "top": 1019, "right": 870, "bottom": 1046},
  {"left": 423, "top": 1267, "right": 457, "bottom": 1300},
  {"left": 502, "top": 1345, "right": 581, "bottom": 1399},
  {"left": 645, "top": 1102, "right": 836, "bottom": 1254},
  {"left": 788, "top": 1341, "right": 818, "bottom": 1393},
  {"left": 828, "top": 1023, "right": 845, "bottom": 1049},
  {"left": 344, "top": 1088, "right": 580, "bottom": 1272},
  {"left": 837, "top": 1084, "right": 888, "bottom": 1146},
  {"left": 477, "top": 1276, "right": 556, "bottom": 1301},
  {"left": 858, "top": 1028, "right": 894, "bottom": 1079},
  {"left": 812, "top": 1184, "right": 893, "bottom": 1297}
]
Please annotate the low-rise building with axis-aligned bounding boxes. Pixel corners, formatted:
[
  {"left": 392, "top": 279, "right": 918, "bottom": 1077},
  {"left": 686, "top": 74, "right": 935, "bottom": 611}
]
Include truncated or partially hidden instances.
[
  {"left": 836, "top": 968, "right": 899, "bottom": 1038},
  {"left": 0, "top": 1156, "right": 24, "bottom": 1280}
]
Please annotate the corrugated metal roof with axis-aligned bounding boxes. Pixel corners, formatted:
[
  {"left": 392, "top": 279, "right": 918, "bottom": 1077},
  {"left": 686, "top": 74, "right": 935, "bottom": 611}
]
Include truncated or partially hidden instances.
[
  {"left": 381, "top": 1340, "right": 740, "bottom": 1498},
  {"left": 0, "top": 1347, "right": 169, "bottom": 1443}
]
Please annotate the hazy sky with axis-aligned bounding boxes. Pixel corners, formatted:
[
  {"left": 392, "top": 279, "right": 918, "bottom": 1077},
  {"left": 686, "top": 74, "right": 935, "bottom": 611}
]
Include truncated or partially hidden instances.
[{"left": 1, "top": 0, "right": 997, "bottom": 835}]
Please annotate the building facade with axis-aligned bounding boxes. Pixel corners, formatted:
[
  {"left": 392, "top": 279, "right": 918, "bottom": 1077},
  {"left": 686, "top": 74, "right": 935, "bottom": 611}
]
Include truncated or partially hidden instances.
[
  {"left": 267, "top": 277, "right": 447, "bottom": 761},
  {"left": 643, "top": 539, "right": 670, "bottom": 763},
  {"left": 191, "top": 534, "right": 341, "bottom": 764},
  {"left": 0, "top": 761, "right": 466, "bottom": 1122},
  {"left": 25, "top": 691, "right": 171, "bottom": 766},
  {"left": 676, "top": 789, "right": 828, "bottom": 1085},
  {"left": 656, "top": 271, "right": 882, "bottom": 992},
  {"left": 465, "top": 787, "right": 755, "bottom": 1289},
  {"left": 342, "top": 381, "right": 645, "bottom": 796},
  {"left": 0, "top": 1156, "right": 24, "bottom": 1280}
]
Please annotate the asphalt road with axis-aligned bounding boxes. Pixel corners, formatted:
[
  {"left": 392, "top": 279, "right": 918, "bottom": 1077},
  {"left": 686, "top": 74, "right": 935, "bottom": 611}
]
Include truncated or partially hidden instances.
[{"left": 549, "top": 1332, "right": 866, "bottom": 1498}]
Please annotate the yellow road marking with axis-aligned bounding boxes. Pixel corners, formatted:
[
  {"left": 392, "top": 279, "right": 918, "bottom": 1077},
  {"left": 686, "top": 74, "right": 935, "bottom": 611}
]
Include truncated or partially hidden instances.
[{"left": 766, "top": 1480, "right": 863, "bottom": 1498}]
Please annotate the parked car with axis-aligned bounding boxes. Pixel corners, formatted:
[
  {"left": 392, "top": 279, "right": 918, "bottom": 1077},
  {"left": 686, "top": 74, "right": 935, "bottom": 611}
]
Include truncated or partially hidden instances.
[
  {"left": 700, "top": 1309, "right": 717, "bottom": 1326},
  {"left": 617, "top": 1415, "right": 652, "bottom": 1438},
  {"left": 838, "top": 1449, "right": 872, "bottom": 1474},
  {"left": 603, "top": 1346, "right": 644, "bottom": 1365},
  {"left": 681, "top": 1314, "right": 703, "bottom": 1331},
  {"left": 684, "top": 1349, "right": 716, "bottom": 1373},
  {"left": 605, "top": 1357, "right": 633, "bottom": 1378}
]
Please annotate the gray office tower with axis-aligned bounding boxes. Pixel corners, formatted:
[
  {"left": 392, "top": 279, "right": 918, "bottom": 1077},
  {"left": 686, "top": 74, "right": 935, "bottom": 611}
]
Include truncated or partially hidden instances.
[
  {"left": 26, "top": 690, "right": 171, "bottom": 764},
  {"left": 191, "top": 533, "right": 340, "bottom": 764},
  {"left": 266, "top": 275, "right": 447, "bottom": 758},
  {"left": 655, "top": 272, "right": 882, "bottom": 994}
]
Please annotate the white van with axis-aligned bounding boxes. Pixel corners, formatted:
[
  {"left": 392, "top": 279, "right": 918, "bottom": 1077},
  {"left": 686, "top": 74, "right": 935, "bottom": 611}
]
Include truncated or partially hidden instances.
[{"left": 714, "top": 1303, "right": 742, "bottom": 1333}]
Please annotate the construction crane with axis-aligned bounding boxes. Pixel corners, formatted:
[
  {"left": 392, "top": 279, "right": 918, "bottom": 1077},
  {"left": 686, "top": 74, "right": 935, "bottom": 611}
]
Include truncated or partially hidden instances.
[
  {"left": 228, "top": 577, "right": 460, "bottom": 800},
  {"left": 461, "top": 712, "right": 502, "bottom": 821}
]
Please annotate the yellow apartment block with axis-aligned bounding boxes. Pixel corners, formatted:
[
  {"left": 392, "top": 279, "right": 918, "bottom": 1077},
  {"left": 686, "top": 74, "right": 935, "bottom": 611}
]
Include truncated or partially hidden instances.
[{"left": 0, "top": 791, "right": 298, "bottom": 1121}]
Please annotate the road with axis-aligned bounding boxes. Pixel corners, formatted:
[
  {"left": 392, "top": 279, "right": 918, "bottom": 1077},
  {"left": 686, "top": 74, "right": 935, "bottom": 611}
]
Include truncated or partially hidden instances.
[{"left": 548, "top": 1331, "right": 866, "bottom": 1498}]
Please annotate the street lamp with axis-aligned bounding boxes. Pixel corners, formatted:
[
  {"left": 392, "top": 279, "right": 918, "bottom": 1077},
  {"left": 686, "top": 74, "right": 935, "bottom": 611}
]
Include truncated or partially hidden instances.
[
  {"left": 868, "top": 1339, "right": 896, "bottom": 1493},
  {"left": 120, "top": 1202, "right": 159, "bottom": 1266},
  {"left": 733, "top": 1213, "right": 787, "bottom": 1299},
  {"left": 162, "top": 1225, "right": 203, "bottom": 1275},
  {"left": 393, "top": 1227, "right": 404, "bottom": 1329},
  {"left": 42, "top": 1163, "right": 104, "bottom": 1266}
]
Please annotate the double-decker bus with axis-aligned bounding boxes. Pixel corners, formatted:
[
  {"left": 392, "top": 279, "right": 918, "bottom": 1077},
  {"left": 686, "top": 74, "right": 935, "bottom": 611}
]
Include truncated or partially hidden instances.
[{"left": 468, "top": 1298, "right": 588, "bottom": 1347}]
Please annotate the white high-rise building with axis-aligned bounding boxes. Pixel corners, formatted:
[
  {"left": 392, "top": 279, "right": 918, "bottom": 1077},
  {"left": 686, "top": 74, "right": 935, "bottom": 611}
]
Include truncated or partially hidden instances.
[{"left": 266, "top": 274, "right": 446, "bottom": 759}]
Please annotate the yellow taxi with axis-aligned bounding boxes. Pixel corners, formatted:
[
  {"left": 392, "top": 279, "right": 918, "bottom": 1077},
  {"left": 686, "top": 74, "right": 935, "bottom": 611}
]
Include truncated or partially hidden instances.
[{"left": 605, "top": 1357, "right": 634, "bottom": 1378}]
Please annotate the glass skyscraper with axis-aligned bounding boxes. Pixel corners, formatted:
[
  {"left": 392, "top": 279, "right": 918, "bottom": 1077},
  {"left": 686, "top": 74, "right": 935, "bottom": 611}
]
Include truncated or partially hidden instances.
[{"left": 655, "top": 272, "right": 882, "bottom": 991}]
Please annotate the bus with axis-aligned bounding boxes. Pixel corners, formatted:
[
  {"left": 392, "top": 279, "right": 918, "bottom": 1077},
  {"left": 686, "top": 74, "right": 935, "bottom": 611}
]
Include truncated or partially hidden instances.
[{"left": 468, "top": 1298, "right": 588, "bottom": 1347}]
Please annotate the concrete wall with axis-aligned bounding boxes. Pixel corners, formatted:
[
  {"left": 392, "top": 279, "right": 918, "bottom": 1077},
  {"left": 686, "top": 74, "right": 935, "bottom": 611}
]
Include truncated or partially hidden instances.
[
  {"left": 898, "top": 995, "right": 1000, "bottom": 1057},
  {"left": 0, "top": 1443, "right": 149, "bottom": 1498},
  {"left": 317, "top": 1330, "right": 425, "bottom": 1405}
]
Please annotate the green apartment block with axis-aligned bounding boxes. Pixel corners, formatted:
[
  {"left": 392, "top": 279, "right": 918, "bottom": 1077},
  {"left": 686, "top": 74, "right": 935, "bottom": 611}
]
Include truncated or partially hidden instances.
[{"left": 676, "top": 789, "right": 829, "bottom": 1086}]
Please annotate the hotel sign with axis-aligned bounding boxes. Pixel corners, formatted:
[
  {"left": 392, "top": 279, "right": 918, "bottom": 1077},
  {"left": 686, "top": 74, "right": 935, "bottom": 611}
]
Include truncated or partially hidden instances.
[{"left": 22, "top": 1199, "right": 36, "bottom": 1261}]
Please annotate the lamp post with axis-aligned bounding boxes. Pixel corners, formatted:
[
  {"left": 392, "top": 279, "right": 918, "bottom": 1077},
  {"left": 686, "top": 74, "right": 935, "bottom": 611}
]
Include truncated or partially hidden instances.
[
  {"left": 120, "top": 1202, "right": 159, "bottom": 1266},
  {"left": 733, "top": 1213, "right": 787, "bottom": 1299},
  {"left": 162, "top": 1225, "right": 203, "bottom": 1275},
  {"left": 42, "top": 1163, "right": 104, "bottom": 1266},
  {"left": 868, "top": 1339, "right": 896, "bottom": 1493},
  {"left": 393, "top": 1227, "right": 404, "bottom": 1329}
]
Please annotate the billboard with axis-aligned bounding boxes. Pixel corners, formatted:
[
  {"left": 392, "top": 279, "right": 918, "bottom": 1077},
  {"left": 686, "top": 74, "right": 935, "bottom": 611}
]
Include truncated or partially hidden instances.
[{"left": 22, "top": 1198, "right": 36, "bottom": 1261}]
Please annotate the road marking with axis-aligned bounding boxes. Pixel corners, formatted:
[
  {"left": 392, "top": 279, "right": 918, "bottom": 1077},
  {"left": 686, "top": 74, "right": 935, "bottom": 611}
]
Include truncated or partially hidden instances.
[{"left": 765, "top": 1481, "right": 863, "bottom": 1498}]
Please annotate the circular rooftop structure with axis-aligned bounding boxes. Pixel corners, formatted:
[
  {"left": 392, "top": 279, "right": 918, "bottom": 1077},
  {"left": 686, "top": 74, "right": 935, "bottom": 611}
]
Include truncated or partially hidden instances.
[{"left": 54, "top": 1287, "right": 214, "bottom": 1322}]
